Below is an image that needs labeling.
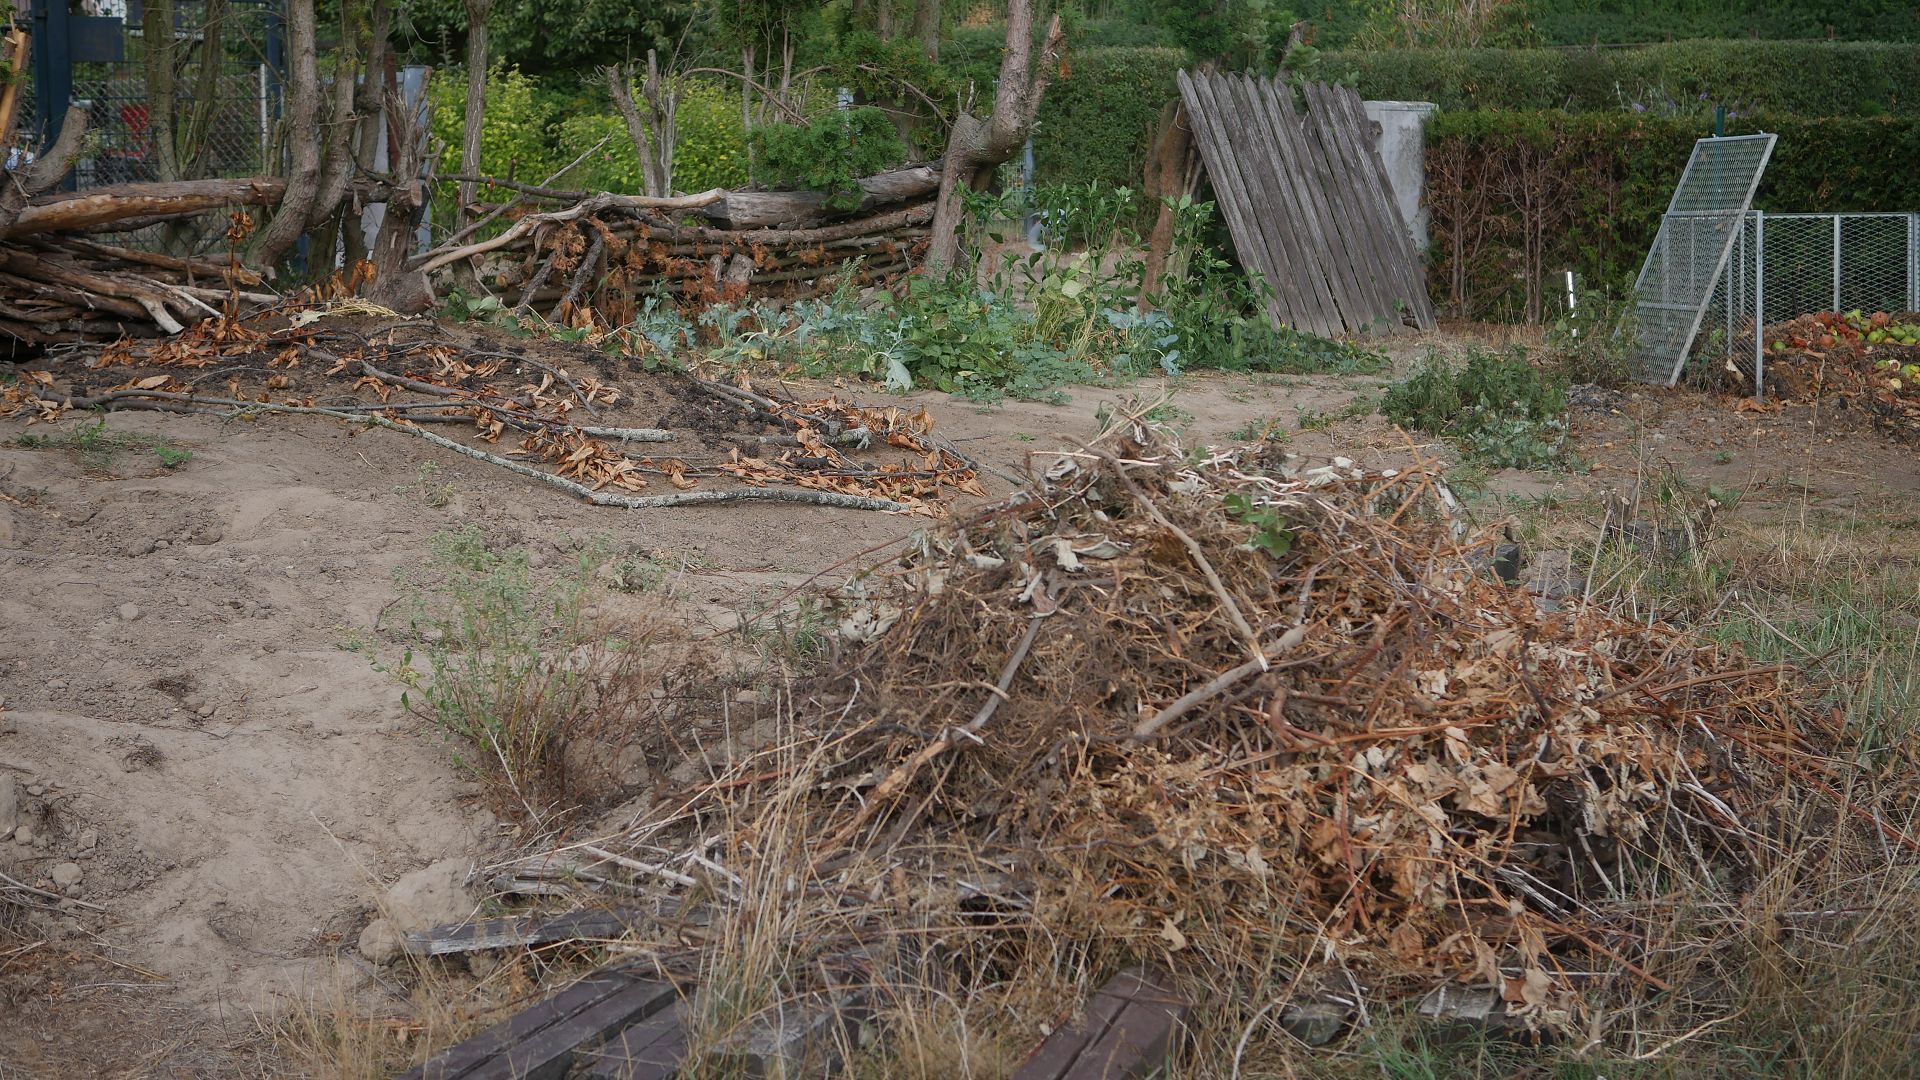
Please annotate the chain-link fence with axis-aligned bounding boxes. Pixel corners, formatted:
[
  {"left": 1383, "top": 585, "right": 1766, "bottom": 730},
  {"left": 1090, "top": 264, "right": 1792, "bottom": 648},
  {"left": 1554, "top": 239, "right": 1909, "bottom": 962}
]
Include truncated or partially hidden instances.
[
  {"left": 1694, "top": 212, "right": 1920, "bottom": 396},
  {"left": 17, "top": 0, "right": 279, "bottom": 190}
]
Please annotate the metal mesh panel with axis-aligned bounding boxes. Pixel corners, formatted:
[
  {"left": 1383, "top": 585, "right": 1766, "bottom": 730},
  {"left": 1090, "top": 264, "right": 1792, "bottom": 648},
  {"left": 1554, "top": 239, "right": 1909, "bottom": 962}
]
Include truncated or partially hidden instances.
[{"left": 1629, "top": 134, "right": 1776, "bottom": 384}]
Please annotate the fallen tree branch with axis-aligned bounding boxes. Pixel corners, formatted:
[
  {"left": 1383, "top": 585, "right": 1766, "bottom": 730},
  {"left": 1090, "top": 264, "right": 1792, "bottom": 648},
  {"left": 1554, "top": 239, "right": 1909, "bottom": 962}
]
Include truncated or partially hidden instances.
[{"left": 414, "top": 189, "right": 727, "bottom": 275}]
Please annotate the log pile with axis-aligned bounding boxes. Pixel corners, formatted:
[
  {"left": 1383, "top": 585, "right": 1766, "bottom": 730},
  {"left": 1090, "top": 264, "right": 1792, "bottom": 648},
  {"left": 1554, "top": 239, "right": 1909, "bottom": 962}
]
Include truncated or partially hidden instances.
[
  {"left": 431, "top": 165, "right": 940, "bottom": 325},
  {"left": 0, "top": 178, "right": 286, "bottom": 347}
]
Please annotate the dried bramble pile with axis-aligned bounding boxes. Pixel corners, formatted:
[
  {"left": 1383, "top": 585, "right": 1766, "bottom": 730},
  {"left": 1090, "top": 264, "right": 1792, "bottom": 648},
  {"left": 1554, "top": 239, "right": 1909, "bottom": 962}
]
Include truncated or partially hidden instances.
[{"left": 764, "top": 430, "right": 1832, "bottom": 1022}]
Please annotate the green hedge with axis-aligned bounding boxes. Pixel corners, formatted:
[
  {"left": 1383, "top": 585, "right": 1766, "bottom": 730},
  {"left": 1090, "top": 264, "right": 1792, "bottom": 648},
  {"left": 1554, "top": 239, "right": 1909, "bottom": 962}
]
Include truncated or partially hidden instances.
[
  {"left": 1031, "top": 46, "right": 1186, "bottom": 190},
  {"left": 1528, "top": 0, "right": 1920, "bottom": 45},
  {"left": 1326, "top": 41, "right": 1920, "bottom": 116},
  {"left": 1425, "top": 110, "right": 1920, "bottom": 322}
]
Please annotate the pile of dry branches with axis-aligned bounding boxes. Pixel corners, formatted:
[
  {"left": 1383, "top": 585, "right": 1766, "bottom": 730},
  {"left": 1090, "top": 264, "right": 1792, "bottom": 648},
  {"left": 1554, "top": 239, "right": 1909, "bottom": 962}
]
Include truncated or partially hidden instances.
[
  {"left": 589, "top": 428, "right": 1852, "bottom": 1029},
  {"left": 0, "top": 180, "right": 286, "bottom": 345},
  {"left": 421, "top": 166, "right": 939, "bottom": 326},
  {"left": 0, "top": 304, "right": 981, "bottom": 513}
]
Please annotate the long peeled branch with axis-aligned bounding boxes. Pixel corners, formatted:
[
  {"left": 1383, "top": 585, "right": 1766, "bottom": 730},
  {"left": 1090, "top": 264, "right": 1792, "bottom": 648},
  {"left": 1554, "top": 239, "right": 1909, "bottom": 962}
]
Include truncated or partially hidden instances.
[{"left": 3, "top": 177, "right": 287, "bottom": 239}]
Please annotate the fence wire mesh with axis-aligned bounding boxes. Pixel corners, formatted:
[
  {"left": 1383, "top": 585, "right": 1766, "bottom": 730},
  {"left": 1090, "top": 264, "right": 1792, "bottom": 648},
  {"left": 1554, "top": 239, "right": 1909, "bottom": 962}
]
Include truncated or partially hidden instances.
[
  {"left": 1694, "top": 212, "right": 1920, "bottom": 396},
  {"left": 1629, "top": 134, "right": 1775, "bottom": 385},
  {"left": 17, "top": 1, "right": 278, "bottom": 194}
]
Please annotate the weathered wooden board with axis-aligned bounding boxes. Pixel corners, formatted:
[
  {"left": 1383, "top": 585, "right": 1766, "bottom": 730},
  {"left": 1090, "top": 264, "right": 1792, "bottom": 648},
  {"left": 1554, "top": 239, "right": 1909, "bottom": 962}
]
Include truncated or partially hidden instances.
[
  {"left": 399, "top": 969, "right": 677, "bottom": 1080},
  {"left": 1011, "top": 966, "right": 1192, "bottom": 1080},
  {"left": 1177, "top": 73, "right": 1436, "bottom": 337},
  {"left": 576, "top": 1000, "right": 692, "bottom": 1080}
]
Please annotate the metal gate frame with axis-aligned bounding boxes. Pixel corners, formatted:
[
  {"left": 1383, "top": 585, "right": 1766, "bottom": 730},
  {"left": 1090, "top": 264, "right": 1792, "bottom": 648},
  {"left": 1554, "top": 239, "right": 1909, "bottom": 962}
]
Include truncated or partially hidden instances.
[{"left": 1629, "top": 133, "right": 1777, "bottom": 386}]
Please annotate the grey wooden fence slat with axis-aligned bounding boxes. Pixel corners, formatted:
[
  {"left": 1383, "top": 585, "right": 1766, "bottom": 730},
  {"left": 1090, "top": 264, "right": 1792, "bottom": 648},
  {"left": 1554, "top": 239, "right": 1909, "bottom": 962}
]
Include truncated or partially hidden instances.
[
  {"left": 1326, "top": 84, "right": 1436, "bottom": 328},
  {"left": 1298, "top": 81, "right": 1402, "bottom": 331},
  {"left": 1180, "top": 71, "right": 1427, "bottom": 337},
  {"left": 1222, "top": 75, "right": 1340, "bottom": 335},
  {"left": 1207, "top": 74, "right": 1324, "bottom": 333},
  {"left": 1178, "top": 71, "right": 1292, "bottom": 331},
  {"left": 1267, "top": 77, "right": 1394, "bottom": 333},
  {"left": 1243, "top": 76, "right": 1362, "bottom": 334}
]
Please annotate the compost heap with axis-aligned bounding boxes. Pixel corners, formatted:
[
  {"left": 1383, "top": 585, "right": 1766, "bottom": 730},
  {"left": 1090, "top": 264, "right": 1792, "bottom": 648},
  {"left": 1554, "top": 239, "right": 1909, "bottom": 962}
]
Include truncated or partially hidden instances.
[
  {"left": 1749, "top": 309, "right": 1920, "bottom": 438},
  {"left": 802, "top": 432, "right": 1824, "bottom": 1003}
]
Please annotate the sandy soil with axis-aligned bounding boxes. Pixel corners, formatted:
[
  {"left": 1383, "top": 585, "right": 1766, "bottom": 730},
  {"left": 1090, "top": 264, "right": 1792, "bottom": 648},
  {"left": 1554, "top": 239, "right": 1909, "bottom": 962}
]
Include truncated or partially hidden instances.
[{"left": 2, "top": 330, "right": 1916, "bottom": 1075}]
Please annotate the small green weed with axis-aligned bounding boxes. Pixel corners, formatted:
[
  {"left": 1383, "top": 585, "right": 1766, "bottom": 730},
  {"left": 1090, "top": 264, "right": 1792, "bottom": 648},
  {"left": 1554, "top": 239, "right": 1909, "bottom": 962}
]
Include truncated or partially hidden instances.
[
  {"left": 1295, "top": 394, "right": 1377, "bottom": 432},
  {"left": 1381, "top": 346, "right": 1573, "bottom": 469},
  {"left": 13, "top": 417, "right": 193, "bottom": 474},
  {"left": 387, "top": 527, "right": 671, "bottom": 818}
]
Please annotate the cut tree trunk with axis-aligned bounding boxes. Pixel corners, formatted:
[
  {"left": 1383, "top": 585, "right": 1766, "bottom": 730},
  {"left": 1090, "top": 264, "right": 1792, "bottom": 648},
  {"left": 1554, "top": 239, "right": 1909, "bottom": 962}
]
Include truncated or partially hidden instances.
[
  {"left": 697, "top": 165, "right": 939, "bottom": 229},
  {"left": 1139, "top": 99, "right": 1197, "bottom": 306},
  {"left": 4, "top": 178, "right": 288, "bottom": 239}
]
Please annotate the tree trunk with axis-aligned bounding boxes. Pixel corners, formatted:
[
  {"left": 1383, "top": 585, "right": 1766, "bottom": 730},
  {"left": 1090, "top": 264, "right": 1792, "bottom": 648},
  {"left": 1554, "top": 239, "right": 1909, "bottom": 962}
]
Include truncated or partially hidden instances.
[
  {"left": 457, "top": 0, "right": 492, "bottom": 231},
  {"left": 249, "top": 0, "right": 322, "bottom": 271},
  {"left": 142, "top": 0, "right": 182, "bottom": 183},
  {"left": 0, "top": 104, "right": 90, "bottom": 234},
  {"left": 306, "top": 0, "right": 361, "bottom": 235},
  {"left": 1139, "top": 100, "right": 1196, "bottom": 306},
  {"left": 924, "top": 0, "right": 1064, "bottom": 271},
  {"left": 181, "top": 0, "right": 227, "bottom": 179},
  {"left": 605, "top": 55, "right": 676, "bottom": 199},
  {"left": 366, "top": 78, "right": 433, "bottom": 313},
  {"left": 912, "top": 0, "right": 940, "bottom": 60}
]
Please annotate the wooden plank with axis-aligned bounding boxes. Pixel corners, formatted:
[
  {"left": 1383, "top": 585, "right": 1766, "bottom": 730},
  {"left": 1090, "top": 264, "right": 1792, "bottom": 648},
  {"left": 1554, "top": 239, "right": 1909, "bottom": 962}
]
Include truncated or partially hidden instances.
[
  {"left": 1311, "top": 80, "right": 1413, "bottom": 332},
  {"left": 1069, "top": 971, "right": 1192, "bottom": 1079},
  {"left": 1177, "top": 71, "right": 1289, "bottom": 331},
  {"left": 484, "top": 978, "right": 680, "bottom": 1080},
  {"left": 1218, "top": 74, "right": 1338, "bottom": 336},
  {"left": 1010, "top": 976, "right": 1134, "bottom": 1080},
  {"left": 576, "top": 999, "right": 692, "bottom": 1080},
  {"left": 1328, "top": 85, "right": 1437, "bottom": 329},
  {"left": 1315, "top": 81, "right": 1432, "bottom": 331},
  {"left": 1011, "top": 967, "right": 1191, "bottom": 1080},
  {"left": 404, "top": 906, "right": 643, "bottom": 957},
  {"left": 401, "top": 970, "right": 640, "bottom": 1080},
  {"left": 1241, "top": 75, "right": 1364, "bottom": 336},
  {"left": 1298, "top": 82, "right": 1402, "bottom": 333}
]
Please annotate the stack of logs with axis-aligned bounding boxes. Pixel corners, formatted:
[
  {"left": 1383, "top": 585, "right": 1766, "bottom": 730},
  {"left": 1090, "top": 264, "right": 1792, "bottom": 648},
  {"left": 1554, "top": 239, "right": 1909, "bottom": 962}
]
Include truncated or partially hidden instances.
[
  {"left": 461, "top": 164, "right": 939, "bottom": 324},
  {"left": 0, "top": 177, "right": 287, "bottom": 347},
  {"left": 0, "top": 164, "right": 939, "bottom": 349}
]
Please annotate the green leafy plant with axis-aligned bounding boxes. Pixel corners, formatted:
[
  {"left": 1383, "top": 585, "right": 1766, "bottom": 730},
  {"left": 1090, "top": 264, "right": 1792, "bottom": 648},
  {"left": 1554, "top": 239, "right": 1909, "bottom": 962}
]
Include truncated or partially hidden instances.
[
  {"left": 1223, "top": 491, "right": 1296, "bottom": 559},
  {"left": 748, "top": 107, "right": 906, "bottom": 210},
  {"left": 1545, "top": 288, "right": 1639, "bottom": 387},
  {"left": 1381, "top": 346, "right": 1573, "bottom": 469}
]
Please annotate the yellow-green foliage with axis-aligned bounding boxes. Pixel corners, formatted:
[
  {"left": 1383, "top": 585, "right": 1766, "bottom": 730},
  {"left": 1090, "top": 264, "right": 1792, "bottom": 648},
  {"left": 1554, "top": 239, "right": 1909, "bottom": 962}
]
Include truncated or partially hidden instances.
[
  {"left": 428, "top": 64, "right": 560, "bottom": 180},
  {"left": 553, "top": 78, "right": 749, "bottom": 194}
]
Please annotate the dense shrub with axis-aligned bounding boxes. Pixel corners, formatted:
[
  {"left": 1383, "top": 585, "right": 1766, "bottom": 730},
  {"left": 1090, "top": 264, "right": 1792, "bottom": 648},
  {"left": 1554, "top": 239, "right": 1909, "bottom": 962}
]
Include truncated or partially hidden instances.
[
  {"left": 1425, "top": 110, "right": 1920, "bottom": 322},
  {"left": 427, "top": 65, "right": 565, "bottom": 184},
  {"left": 1528, "top": 0, "right": 1920, "bottom": 45},
  {"left": 1327, "top": 41, "right": 1920, "bottom": 116},
  {"left": 1031, "top": 47, "right": 1185, "bottom": 190},
  {"left": 748, "top": 107, "right": 907, "bottom": 205},
  {"left": 1381, "top": 346, "right": 1572, "bottom": 468},
  {"left": 551, "top": 78, "right": 750, "bottom": 195}
]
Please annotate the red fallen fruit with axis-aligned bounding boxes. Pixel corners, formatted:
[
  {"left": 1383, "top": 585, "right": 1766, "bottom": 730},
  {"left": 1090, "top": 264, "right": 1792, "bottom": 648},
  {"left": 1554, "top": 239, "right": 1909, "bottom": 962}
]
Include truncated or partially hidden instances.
[
  {"left": 1871, "top": 311, "right": 1892, "bottom": 328},
  {"left": 1818, "top": 334, "right": 1837, "bottom": 347}
]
